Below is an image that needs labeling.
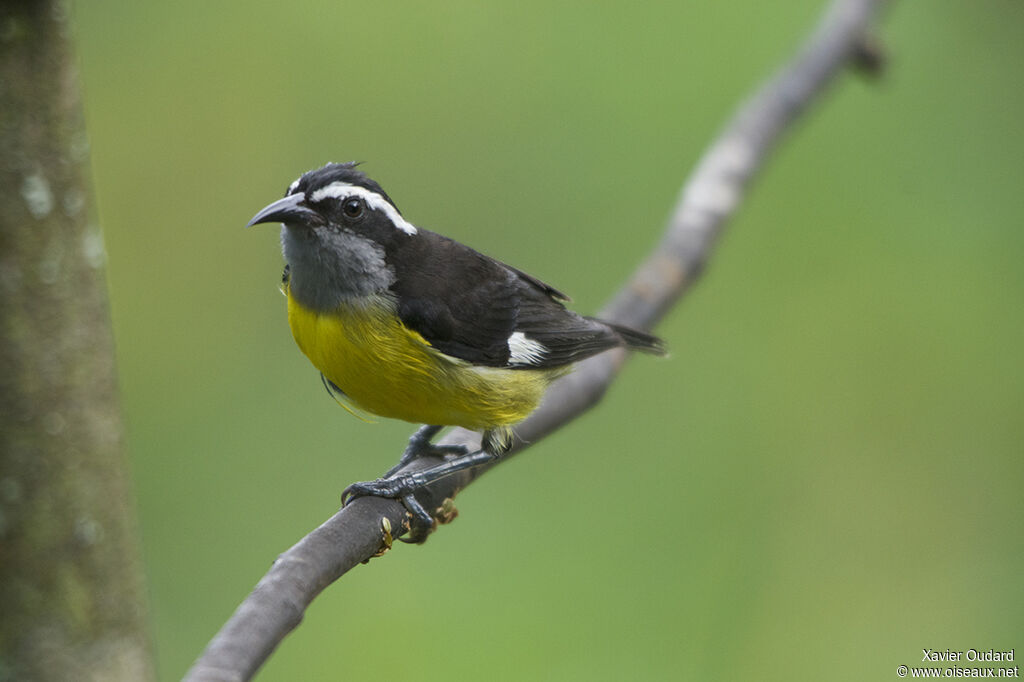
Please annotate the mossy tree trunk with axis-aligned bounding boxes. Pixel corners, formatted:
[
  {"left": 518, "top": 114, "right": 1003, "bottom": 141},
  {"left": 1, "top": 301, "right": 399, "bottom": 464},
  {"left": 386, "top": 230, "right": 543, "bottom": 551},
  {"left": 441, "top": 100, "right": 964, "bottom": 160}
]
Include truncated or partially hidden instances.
[{"left": 0, "top": 2, "right": 155, "bottom": 680}]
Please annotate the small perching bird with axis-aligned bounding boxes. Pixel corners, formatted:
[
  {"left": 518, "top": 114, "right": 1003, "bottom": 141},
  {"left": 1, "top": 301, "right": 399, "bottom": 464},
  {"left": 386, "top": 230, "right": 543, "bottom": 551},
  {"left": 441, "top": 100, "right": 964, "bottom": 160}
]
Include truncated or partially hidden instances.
[{"left": 248, "top": 162, "right": 665, "bottom": 540}]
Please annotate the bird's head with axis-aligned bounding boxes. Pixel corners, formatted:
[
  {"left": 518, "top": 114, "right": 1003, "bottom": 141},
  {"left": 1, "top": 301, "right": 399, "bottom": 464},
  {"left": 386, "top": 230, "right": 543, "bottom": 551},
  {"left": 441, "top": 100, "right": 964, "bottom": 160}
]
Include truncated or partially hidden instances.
[{"left": 248, "top": 162, "right": 416, "bottom": 308}]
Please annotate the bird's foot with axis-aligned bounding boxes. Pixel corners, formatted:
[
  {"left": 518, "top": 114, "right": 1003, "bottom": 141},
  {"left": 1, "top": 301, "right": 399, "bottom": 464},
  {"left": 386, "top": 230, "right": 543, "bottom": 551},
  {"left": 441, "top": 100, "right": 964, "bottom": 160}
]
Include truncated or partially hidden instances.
[
  {"left": 342, "top": 442, "right": 498, "bottom": 543},
  {"left": 342, "top": 474, "right": 436, "bottom": 543}
]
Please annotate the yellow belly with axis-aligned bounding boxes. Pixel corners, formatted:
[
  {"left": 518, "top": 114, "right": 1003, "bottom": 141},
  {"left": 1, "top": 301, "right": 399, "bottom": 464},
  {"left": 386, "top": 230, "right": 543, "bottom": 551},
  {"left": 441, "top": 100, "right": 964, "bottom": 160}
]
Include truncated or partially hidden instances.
[{"left": 287, "top": 291, "right": 561, "bottom": 430}]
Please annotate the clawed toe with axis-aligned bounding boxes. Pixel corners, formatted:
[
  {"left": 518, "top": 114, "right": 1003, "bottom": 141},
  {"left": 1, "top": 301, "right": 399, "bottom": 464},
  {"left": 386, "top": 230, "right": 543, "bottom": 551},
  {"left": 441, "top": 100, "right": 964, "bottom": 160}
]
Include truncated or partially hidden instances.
[{"left": 342, "top": 475, "right": 436, "bottom": 542}]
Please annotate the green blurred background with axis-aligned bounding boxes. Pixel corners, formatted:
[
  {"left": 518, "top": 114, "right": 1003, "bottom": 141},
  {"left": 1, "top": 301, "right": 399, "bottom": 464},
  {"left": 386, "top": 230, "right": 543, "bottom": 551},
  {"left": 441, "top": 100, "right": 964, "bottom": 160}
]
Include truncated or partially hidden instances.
[{"left": 71, "top": 1, "right": 1022, "bottom": 680}]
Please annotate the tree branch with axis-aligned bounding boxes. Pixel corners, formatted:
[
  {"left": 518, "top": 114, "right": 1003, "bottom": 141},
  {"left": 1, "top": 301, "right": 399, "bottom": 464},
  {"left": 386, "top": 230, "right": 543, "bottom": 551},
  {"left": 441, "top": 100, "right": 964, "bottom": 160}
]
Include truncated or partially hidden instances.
[{"left": 184, "top": 1, "right": 889, "bottom": 679}]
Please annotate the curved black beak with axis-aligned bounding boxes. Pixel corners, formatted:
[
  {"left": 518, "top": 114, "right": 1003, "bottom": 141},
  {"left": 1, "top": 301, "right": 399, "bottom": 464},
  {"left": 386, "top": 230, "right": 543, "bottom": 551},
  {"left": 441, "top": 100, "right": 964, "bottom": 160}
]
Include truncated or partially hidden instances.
[{"left": 246, "top": 193, "right": 323, "bottom": 228}]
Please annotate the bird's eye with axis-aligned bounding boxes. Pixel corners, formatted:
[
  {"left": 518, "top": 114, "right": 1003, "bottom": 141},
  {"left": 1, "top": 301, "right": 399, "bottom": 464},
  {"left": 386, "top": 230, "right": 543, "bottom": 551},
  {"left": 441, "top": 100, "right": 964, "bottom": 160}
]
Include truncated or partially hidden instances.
[{"left": 341, "top": 197, "right": 364, "bottom": 219}]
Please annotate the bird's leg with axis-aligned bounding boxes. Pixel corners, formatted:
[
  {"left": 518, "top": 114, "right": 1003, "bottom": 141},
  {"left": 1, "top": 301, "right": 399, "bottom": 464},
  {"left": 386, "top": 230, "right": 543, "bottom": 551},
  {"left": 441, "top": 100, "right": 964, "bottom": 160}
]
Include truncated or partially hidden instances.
[
  {"left": 346, "top": 448, "right": 497, "bottom": 501},
  {"left": 382, "top": 424, "right": 468, "bottom": 478}
]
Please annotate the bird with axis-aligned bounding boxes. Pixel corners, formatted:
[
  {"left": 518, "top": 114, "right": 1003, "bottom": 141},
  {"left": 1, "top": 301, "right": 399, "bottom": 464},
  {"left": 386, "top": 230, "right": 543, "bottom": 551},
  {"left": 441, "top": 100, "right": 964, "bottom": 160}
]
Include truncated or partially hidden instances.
[{"left": 248, "top": 162, "right": 665, "bottom": 540}]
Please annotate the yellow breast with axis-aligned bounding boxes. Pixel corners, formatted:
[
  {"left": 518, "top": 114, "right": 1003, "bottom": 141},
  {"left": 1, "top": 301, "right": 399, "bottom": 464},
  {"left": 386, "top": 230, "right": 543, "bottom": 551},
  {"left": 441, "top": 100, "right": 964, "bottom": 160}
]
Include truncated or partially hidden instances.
[{"left": 286, "top": 290, "right": 561, "bottom": 430}]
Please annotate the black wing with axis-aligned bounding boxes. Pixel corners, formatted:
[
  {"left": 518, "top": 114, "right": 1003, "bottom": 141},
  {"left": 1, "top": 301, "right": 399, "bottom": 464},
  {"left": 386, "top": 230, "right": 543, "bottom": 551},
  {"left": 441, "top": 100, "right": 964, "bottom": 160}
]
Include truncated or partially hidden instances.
[{"left": 387, "top": 229, "right": 633, "bottom": 369}]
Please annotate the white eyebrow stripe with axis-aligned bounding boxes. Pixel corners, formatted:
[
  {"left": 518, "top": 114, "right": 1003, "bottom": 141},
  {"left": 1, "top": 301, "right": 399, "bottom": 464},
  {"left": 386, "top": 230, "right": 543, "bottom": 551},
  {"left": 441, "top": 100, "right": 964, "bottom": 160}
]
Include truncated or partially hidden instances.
[
  {"left": 308, "top": 182, "right": 417, "bottom": 235},
  {"left": 507, "top": 331, "right": 547, "bottom": 366}
]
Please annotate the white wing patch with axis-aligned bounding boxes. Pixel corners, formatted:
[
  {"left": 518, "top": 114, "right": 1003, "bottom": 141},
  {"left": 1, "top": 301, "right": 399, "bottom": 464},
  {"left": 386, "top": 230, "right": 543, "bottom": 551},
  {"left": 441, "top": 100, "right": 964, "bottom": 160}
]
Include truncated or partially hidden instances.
[
  {"left": 308, "top": 181, "right": 417, "bottom": 235},
  {"left": 508, "top": 331, "right": 547, "bottom": 366}
]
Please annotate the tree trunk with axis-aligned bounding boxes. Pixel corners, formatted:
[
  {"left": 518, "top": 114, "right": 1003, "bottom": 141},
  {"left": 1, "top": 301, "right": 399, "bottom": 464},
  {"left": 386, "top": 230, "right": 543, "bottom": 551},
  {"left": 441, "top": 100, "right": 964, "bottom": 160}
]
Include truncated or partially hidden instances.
[{"left": 0, "top": 2, "right": 155, "bottom": 680}]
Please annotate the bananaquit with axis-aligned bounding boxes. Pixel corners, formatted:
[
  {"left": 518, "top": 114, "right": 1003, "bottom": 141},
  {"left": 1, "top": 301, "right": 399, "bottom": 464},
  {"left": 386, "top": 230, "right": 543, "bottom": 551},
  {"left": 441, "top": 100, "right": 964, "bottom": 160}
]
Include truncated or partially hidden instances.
[{"left": 248, "top": 162, "right": 665, "bottom": 537}]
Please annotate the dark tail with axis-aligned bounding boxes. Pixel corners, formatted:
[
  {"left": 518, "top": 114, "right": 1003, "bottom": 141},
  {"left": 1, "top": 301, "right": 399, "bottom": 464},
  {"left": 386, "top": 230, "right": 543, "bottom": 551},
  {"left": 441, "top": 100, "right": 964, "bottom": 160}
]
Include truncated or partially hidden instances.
[{"left": 590, "top": 318, "right": 668, "bottom": 356}]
